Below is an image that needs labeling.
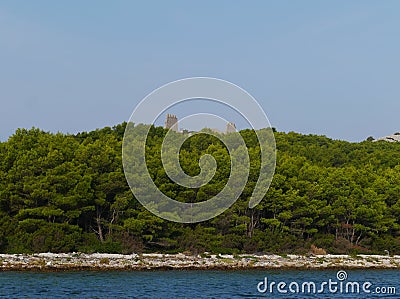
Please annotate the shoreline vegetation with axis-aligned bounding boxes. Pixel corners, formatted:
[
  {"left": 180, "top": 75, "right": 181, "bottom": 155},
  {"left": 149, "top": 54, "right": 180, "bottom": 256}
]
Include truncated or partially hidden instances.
[
  {"left": 1, "top": 125, "right": 400, "bottom": 256},
  {"left": 1, "top": 253, "right": 400, "bottom": 271}
]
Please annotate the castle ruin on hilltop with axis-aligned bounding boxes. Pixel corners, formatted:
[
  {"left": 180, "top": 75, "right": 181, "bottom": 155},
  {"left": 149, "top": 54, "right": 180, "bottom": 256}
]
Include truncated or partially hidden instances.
[
  {"left": 164, "top": 114, "right": 178, "bottom": 132},
  {"left": 164, "top": 114, "right": 236, "bottom": 134}
]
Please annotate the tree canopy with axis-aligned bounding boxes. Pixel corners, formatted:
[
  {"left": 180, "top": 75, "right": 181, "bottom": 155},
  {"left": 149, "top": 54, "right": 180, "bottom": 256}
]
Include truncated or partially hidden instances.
[{"left": 0, "top": 124, "right": 399, "bottom": 254}]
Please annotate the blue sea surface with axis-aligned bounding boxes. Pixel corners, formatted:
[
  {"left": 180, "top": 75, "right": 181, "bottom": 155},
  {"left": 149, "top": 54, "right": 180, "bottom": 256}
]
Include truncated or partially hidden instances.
[{"left": 0, "top": 270, "right": 399, "bottom": 298}]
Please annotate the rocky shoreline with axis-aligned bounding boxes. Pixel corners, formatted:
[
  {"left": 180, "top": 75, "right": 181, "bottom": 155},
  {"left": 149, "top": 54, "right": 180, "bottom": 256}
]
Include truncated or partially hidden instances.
[{"left": 1, "top": 253, "right": 400, "bottom": 271}]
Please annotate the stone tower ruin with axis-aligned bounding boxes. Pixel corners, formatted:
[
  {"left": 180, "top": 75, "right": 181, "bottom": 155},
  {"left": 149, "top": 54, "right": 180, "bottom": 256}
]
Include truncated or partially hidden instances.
[{"left": 164, "top": 114, "right": 178, "bottom": 132}]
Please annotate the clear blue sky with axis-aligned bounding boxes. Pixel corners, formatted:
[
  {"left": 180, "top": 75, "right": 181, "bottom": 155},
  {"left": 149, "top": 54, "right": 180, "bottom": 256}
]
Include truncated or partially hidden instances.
[{"left": 1, "top": 1, "right": 399, "bottom": 141}]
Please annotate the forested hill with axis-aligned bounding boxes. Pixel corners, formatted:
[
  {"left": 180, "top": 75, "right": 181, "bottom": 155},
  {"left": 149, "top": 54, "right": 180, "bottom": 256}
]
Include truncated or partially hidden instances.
[{"left": 0, "top": 123, "right": 400, "bottom": 255}]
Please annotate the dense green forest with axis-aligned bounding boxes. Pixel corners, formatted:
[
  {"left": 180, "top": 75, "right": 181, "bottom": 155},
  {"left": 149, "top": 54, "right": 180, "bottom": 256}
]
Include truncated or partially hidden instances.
[{"left": 1, "top": 123, "right": 400, "bottom": 255}]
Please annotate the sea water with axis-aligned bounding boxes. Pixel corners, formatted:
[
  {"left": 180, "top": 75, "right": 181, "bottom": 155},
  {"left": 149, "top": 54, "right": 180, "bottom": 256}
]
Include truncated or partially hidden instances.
[{"left": 0, "top": 269, "right": 399, "bottom": 298}]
